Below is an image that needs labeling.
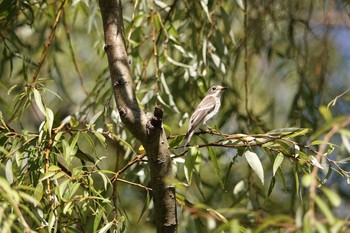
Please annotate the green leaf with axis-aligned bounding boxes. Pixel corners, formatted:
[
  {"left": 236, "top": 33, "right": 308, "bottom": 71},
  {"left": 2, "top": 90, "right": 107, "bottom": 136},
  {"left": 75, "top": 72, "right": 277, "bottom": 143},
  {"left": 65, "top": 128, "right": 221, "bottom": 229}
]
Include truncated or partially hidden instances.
[
  {"left": 224, "top": 157, "right": 237, "bottom": 186},
  {"left": 321, "top": 187, "right": 341, "bottom": 207},
  {"left": 208, "top": 146, "right": 224, "bottom": 188},
  {"left": 202, "top": 38, "right": 207, "bottom": 64},
  {"left": 19, "top": 204, "right": 42, "bottom": 227},
  {"left": 315, "top": 221, "right": 328, "bottom": 233},
  {"left": 309, "top": 156, "right": 323, "bottom": 169},
  {"left": 93, "top": 131, "right": 106, "bottom": 146},
  {"left": 89, "top": 110, "right": 103, "bottom": 125},
  {"left": 76, "top": 149, "right": 97, "bottom": 165},
  {"left": 70, "top": 116, "right": 80, "bottom": 128},
  {"left": 339, "top": 128, "right": 350, "bottom": 138},
  {"left": 341, "top": 133, "right": 350, "bottom": 154},
  {"left": 19, "top": 191, "right": 40, "bottom": 206},
  {"left": 5, "top": 159, "right": 13, "bottom": 185},
  {"left": 310, "top": 140, "right": 337, "bottom": 147},
  {"left": 236, "top": 0, "right": 245, "bottom": 10},
  {"left": 303, "top": 212, "right": 312, "bottom": 233},
  {"left": 98, "top": 222, "right": 113, "bottom": 233},
  {"left": 70, "top": 132, "right": 80, "bottom": 151},
  {"left": 0, "top": 177, "right": 19, "bottom": 204},
  {"left": 320, "top": 164, "right": 333, "bottom": 184},
  {"left": 110, "top": 133, "right": 135, "bottom": 153},
  {"left": 81, "top": 131, "right": 95, "bottom": 148},
  {"left": 45, "top": 107, "right": 54, "bottom": 137},
  {"left": 53, "top": 131, "right": 63, "bottom": 147},
  {"left": 268, "top": 128, "right": 309, "bottom": 138},
  {"left": 302, "top": 174, "right": 312, "bottom": 187},
  {"left": 34, "top": 182, "right": 44, "bottom": 202},
  {"left": 138, "top": 191, "right": 151, "bottom": 223},
  {"left": 310, "top": 116, "right": 347, "bottom": 141},
  {"left": 286, "top": 128, "right": 311, "bottom": 138},
  {"left": 271, "top": 140, "right": 294, "bottom": 155},
  {"left": 267, "top": 176, "right": 276, "bottom": 197},
  {"left": 244, "top": 150, "right": 264, "bottom": 185},
  {"left": 7, "top": 84, "right": 18, "bottom": 95},
  {"left": 160, "top": 73, "right": 180, "bottom": 113},
  {"left": 169, "top": 135, "right": 183, "bottom": 148},
  {"left": 272, "top": 153, "right": 284, "bottom": 176},
  {"left": 63, "top": 201, "right": 74, "bottom": 215},
  {"left": 184, "top": 146, "right": 200, "bottom": 184},
  {"left": 48, "top": 165, "right": 60, "bottom": 172},
  {"left": 207, "top": 208, "right": 227, "bottom": 223},
  {"left": 59, "top": 179, "right": 70, "bottom": 200},
  {"left": 93, "top": 207, "right": 105, "bottom": 233},
  {"left": 233, "top": 180, "right": 245, "bottom": 195},
  {"left": 53, "top": 172, "right": 65, "bottom": 180},
  {"left": 166, "top": 55, "right": 192, "bottom": 68},
  {"left": 33, "top": 88, "right": 45, "bottom": 115},
  {"left": 319, "top": 105, "right": 332, "bottom": 122},
  {"left": 315, "top": 196, "right": 335, "bottom": 224},
  {"left": 97, "top": 171, "right": 109, "bottom": 190},
  {"left": 64, "top": 183, "right": 80, "bottom": 199},
  {"left": 48, "top": 210, "right": 56, "bottom": 231},
  {"left": 200, "top": 0, "right": 212, "bottom": 23},
  {"left": 293, "top": 165, "right": 302, "bottom": 201},
  {"left": 62, "top": 139, "right": 72, "bottom": 165},
  {"left": 39, "top": 171, "right": 55, "bottom": 182},
  {"left": 210, "top": 53, "right": 226, "bottom": 73}
]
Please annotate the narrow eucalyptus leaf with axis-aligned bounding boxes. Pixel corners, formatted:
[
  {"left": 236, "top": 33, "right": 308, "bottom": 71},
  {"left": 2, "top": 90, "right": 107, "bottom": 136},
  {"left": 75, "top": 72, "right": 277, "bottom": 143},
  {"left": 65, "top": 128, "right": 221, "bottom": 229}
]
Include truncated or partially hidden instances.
[
  {"left": 93, "top": 207, "right": 105, "bottom": 233},
  {"left": 315, "top": 196, "right": 335, "bottom": 224},
  {"left": 5, "top": 160, "right": 13, "bottom": 185},
  {"left": 98, "top": 222, "right": 113, "bottom": 233},
  {"left": 321, "top": 187, "right": 341, "bottom": 207},
  {"left": 273, "top": 153, "right": 284, "bottom": 176},
  {"left": 244, "top": 150, "right": 264, "bottom": 185},
  {"left": 208, "top": 146, "right": 224, "bottom": 188},
  {"left": 45, "top": 107, "right": 54, "bottom": 137},
  {"left": 34, "top": 182, "right": 44, "bottom": 202},
  {"left": 33, "top": 88, "right": 45, "bottom": 115},
  {"left": 89, "top": 110, "right": 103, "bottom": 125}
]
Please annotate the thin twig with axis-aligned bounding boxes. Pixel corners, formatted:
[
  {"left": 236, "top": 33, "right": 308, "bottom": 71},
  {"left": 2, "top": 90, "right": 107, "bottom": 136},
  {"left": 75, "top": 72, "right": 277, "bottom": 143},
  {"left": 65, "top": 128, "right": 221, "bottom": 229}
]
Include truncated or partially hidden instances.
[
  {"left": 116, "top": 177, "right": 152, "bottom": 191},
  {"left": 139, "top": 0, "right": 178, "bottom": 79},
  {"left": 243, "top": 0, "right": 250, "bottom": 130},
  {"left": 150, "top": 0, "right": 159, "bottom": 95},
  {"left": 112, "top": 154, "right": 147, "bottom": 182},
  {"left": 32, "top": 0, "right": 67, "bottom": 83},
  {"left": 308, "top": 116, "right": 350, "bottom": 223},
  {"left": 62, "top": 11, "right": 89, "bottom": 97}
]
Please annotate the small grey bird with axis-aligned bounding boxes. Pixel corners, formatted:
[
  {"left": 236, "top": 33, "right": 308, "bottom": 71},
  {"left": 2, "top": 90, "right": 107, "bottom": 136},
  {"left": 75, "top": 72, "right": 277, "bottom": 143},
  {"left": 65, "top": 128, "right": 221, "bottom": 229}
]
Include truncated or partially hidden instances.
[{"left": 184, "top": 85, "right": 227, "bottom": 147}]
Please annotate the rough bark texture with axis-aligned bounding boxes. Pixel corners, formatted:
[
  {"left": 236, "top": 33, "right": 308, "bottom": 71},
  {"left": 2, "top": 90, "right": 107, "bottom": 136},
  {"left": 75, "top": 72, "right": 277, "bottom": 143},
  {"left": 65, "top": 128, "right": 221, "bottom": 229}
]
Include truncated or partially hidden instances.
[{"left": 98, "top": 0, "right": 177, "bottom": 232}]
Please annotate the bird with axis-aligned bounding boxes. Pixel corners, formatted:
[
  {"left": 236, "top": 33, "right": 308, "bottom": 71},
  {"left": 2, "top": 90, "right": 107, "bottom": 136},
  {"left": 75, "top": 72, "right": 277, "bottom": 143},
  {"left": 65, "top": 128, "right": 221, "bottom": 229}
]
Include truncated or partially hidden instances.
[{"left": 183, "top": 85, "right": 227, "bottom": 148}]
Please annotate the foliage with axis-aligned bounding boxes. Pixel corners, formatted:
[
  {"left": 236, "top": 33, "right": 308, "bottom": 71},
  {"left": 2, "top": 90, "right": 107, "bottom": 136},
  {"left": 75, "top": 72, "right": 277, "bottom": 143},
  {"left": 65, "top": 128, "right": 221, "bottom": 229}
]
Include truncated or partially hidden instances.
[{"left": 1, "top": 0, "right": 350, "bottom": 232}]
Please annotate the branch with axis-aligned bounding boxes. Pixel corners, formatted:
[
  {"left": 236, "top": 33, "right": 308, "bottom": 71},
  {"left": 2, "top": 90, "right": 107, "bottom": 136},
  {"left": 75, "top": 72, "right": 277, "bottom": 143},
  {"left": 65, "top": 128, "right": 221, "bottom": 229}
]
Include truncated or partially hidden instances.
[
  {"left": 32, "top": 0, "right": 67, "bottom": 83},
  {"left": 98, "top": 1, "right": 177, "bottom": 232},
  {"left": 99, "top": 0, "right": 148, "bottom": 143},
  {"left": 307, "top": 116, "right": 350, "bottom": 224},
  {"left": 178, "top": 128, "right": 338, "bottom": 171}
]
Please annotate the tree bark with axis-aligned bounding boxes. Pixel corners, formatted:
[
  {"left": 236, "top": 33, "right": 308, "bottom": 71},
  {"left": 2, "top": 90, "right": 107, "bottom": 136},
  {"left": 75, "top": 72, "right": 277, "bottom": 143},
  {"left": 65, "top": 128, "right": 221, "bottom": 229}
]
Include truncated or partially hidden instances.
[{"left": 98, "top": 0, "right": 177, "bottom": 232}]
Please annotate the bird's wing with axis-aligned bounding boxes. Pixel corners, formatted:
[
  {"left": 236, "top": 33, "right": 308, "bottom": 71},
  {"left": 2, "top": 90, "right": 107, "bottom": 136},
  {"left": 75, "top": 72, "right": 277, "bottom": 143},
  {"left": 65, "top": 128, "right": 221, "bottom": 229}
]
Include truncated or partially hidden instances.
[
  {"left": 184, "top": 96, "right": 216, "bottom": 147},
  {"left": 187, "top": 95, "right": 216, "bottom": 133}
]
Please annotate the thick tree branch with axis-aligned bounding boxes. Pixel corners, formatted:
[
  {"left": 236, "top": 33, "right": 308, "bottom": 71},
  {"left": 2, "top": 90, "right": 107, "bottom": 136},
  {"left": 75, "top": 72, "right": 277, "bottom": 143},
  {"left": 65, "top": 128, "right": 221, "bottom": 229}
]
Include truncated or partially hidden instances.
[
  {"left": 99, "top": 0, "right": 148, "bottom": 142},
  {"left": 98, "top": 0, "right": 177, "bottom": 232}
]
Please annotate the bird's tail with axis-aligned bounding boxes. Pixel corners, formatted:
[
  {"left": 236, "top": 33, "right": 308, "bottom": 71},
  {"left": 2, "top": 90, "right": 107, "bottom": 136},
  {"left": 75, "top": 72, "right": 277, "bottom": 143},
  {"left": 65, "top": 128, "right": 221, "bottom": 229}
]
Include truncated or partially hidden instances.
[{"left": 183, "top": 130, "right": 194, "bottom": 149}]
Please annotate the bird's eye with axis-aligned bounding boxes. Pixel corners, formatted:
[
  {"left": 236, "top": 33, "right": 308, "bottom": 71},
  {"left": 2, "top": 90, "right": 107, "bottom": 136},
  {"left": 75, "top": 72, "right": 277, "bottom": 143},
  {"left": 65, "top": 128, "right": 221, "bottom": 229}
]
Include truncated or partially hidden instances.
[{"left": 212, "top": 87, "right": 216, "bottom": 91}]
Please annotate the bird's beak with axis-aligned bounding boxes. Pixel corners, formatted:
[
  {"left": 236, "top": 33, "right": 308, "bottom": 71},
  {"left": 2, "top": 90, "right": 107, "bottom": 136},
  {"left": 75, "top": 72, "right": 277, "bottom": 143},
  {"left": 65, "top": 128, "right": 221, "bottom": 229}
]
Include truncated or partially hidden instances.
[{"left": 221, "top": 86, "right": 228, "bottom": 91}]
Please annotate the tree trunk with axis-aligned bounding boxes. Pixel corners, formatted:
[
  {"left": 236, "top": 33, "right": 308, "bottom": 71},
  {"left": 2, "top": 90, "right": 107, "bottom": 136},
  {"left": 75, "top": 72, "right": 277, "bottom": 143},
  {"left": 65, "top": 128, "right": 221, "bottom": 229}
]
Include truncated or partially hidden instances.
[{"left": 98, "top": 0, "right": 177, "bottom": 232}]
